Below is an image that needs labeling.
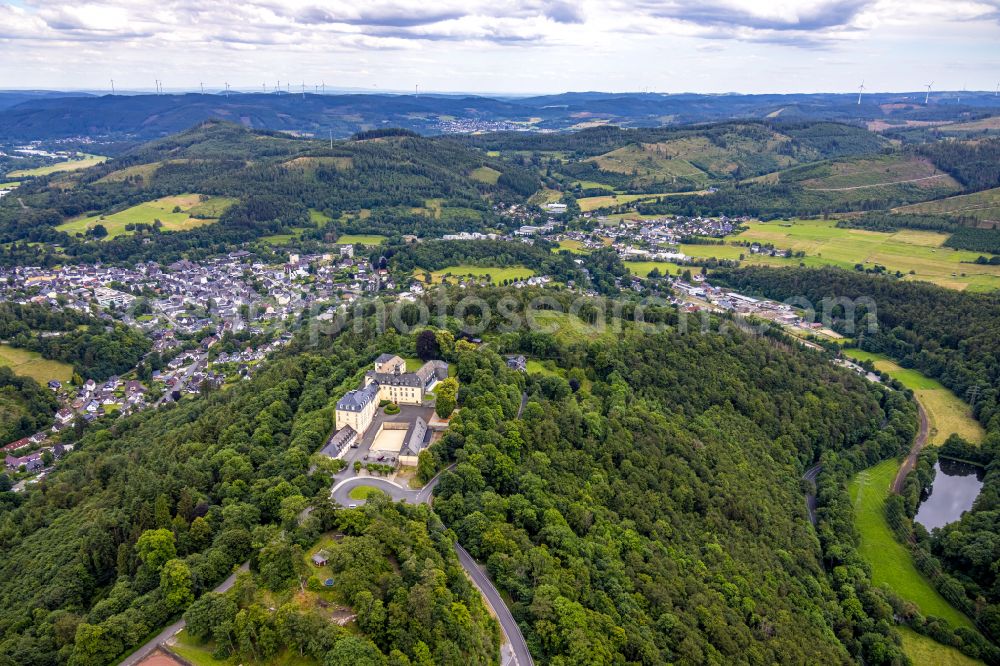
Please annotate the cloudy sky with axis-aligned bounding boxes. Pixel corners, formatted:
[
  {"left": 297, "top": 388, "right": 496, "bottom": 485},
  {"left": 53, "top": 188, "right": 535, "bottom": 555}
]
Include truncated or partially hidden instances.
[{"left": 1, "top": 0, "right": 998, "bottom": 94}]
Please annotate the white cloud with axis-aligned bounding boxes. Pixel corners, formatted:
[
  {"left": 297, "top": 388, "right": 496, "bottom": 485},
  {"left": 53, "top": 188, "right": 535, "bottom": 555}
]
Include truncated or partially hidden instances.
[{"left": 0, "top": 0, "right": 996, "bottom": 92}]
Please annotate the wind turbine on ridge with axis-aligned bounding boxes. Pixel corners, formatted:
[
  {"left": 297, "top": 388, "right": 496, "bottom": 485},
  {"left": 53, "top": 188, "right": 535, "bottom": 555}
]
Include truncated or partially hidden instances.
[
  {"left": 924, "top": 82, "right": 933, "bottom": 105},
  {"left": 857, "top": 80, "right": 865, "bottom": 105}
]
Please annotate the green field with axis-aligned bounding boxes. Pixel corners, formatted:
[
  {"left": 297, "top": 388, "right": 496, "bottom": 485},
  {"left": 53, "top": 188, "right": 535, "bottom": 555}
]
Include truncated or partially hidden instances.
[
  {"left": 469, "top": 166, "right": 501, "bottom": 184},
  {"left": 0, "top": 181, "right": 20, "bottom": 190},
  {"left": 849, "top": 459, "right": 974, "bottom": 629},
  {"left": 260, "top": 233, "right": 301, "bottom": 245},
  {"left": 843, "top": 349, "right": 984, "bottom": 444},
  {"left": 729, "top": 218, "right": 1000, "bottom": 292},
  {"left": 528, "top": 188, "right": 564, "bottom": 206},
  {"left": 895, "top": 187, "right": 1000, "bottom": 225},
  {"left": 58, "top": 194, "right": 236, "bottom": 239},
  {"left": 8, "top": 154, "right": 107, "bottom": 178},
  {"left": 336, "top": 234, "right": 386, "bottom": 246},
  {"left": 587, "top": 141, "right": 710, "bottom": 188},
  {"left": 0, "top": 344, "right": 74, "bottom": 384},
  {"left": 572, "top": 180, "right": 615, "bottom": 191},
  {"left": 525, "top": 359, "right": 563, "bottom": 377},
  {"left": 578, "top": 193, "right": 655, "bottom": 212},
  {"left": 556, "top": 239, "right": 589, "bottom": 253},
  {"left": 528, "top": 310, "right": 608, "bottom": 343},
  {"left": 309, "top": 209, "right": 332, "bottom": 225},
  {"left": 624, "top": 260, "right": 688, "bottom": 277},
  {"left": 898, "top": 626, "right": 985, "bottom": 666},
  {"left": 418, "top": 264, "right": 535, "bottom": 285}
]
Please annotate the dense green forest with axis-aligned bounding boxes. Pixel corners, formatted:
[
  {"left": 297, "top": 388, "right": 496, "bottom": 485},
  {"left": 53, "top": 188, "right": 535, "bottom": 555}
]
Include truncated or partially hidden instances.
[
  {"left": 460, "top": 121, "right": 885, "bottom": 160},
  {"left": 0, "top": 321, "right": 377, "bottom": 664},
  {"left": 0, "top": 366, "right": 58, "bottom": 444},
  {"left": 413, "top": 294, "right": 916, "bottom": 664},
  {"left": 917, "top": 139, "right": 1000, "bottom": 192},
  {"left": 944, "top": 227, "right": 1000, "bottom": 255},
  {"left": 0, "top": 281, "right": 929, "bottom": 665},
  {"left": 0, "top": 303, "right": 149, "bottom": 380},
  {"left": 183, "top": 499, "right": 500, "bottom": 665},
  {"left": 711, "top": 265, "right": 1000, "bottom": 649},
  {"left": 835, "top": 212, "right": 966, "bottom": 233}
]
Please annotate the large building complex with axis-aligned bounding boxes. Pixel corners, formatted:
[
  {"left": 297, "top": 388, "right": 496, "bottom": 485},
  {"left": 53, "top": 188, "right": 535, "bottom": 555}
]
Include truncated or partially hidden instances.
[{"left": 334, "top": 354, "right": 447, "bottom": 438}]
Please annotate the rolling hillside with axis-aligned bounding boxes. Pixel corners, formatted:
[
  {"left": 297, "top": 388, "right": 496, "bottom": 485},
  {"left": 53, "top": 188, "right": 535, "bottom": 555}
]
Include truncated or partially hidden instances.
[
  {"left": 544, "top": 122, "right": 888, "bottom": 193},
  {"left": 895, "top": 186, "right": 1000, "bottom": 224},
  {"left": 0, "top": 122, "right": 535, "bottom": 266},
  {"left": 2, "top": 90, "right": 998, "bottom": 141}
]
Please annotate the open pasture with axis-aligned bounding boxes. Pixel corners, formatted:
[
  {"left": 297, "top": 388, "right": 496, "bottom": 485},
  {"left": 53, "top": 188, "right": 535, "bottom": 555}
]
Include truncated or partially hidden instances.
[
  {"left": 336, "top": 234, "right": 386, "bottom": 246},
  {"left": 730, "top": 219, "right": 1000, "bottom": 292},
  {"left": 0, "top": 344, "right": 74, "bottom": 384},
  {"left": 57, "top": 194, "right": 236, "bottom": 239},
  {"left": 849, "top": 460, "right": 974, "bottom": 630},
  {"left": 9, "top": 154, "right": 107, "bottom": 178},
  {"left": 843, "top": 349, "right": 984, "bottom": 444},
  {"left": 469, "top": 166, "right": 501, "bottom": 184},
  {"left": 416, "top": 264, "right": 535, "bottom": 285},
  {"left": 799, "top": 155, "right": 959, "bottom": 192}
]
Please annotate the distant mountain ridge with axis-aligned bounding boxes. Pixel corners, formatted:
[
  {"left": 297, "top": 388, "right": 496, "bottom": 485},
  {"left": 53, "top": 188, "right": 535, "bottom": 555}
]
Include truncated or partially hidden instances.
[{"left": 1, "top": 90, "right": 999, "bottom": 141}]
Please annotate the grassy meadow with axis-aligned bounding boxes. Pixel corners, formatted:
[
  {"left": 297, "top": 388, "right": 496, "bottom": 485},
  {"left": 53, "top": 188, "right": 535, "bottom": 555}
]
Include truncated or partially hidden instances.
[
  {"left": 624, "top": 260, "right": 689, "bottom": 277},
  {"left": 309, "top": 209, "right": 332, "bottom": 225},
  {"left": 527, "top": 310, "right": 608, "bottom": 344},
  {"left": 556, "top": 239, "right": 590, "bottom": 253},
  {"left": 0, "top": 344, "right": 74, "bottom": 384},
  {"left": 336, "top": 234, "right": 386, "bottom": 246},
  {"left": 416, "top": 264, "right": 535, "bottom": 285},
  {"left": 898, "top": 627, "right": 985, "bottom": 666},
  {"left": 843, "top": 349, "right": 984, "bottom": 445},
  {"left": 9, "top": 154, "right": 107, "bottom": 178},
  {"left": 849, "top": 459, "right": 974, "bottom": 629},
  {"left": 728, "top": 218, "right": 1000, "bottom": 292},
  {"left": 577, "top": 190, "right": 705, "bottom": 213},
  {"left": 58, "top": 194, "right": 236, "bottom": 239},
  {"left": 469, "top": 166, "right": 501, "bottom": 184}
]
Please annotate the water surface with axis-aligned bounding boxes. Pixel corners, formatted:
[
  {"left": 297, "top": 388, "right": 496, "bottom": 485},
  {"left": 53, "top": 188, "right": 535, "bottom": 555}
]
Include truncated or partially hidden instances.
[{"left": 914, "top": 459, "right": 984, "bottom": 531}]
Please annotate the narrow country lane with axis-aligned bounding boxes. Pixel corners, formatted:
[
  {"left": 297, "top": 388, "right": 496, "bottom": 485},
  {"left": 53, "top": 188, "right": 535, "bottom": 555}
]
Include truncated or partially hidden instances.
[{"left": 892, "top": 402, "right": 930, "bottom": 494}]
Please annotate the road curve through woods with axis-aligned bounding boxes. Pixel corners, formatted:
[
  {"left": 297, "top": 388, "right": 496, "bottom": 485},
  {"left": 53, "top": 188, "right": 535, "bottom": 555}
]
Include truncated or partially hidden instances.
[
  {"left": 802, "top": 463, "right": 822, "bottom": 526},
  {"left": 892, "top": 402, "right": 930, "bottom": 494},
  {"left": 333, "top": 472, "right": 534, "bottom": 666},
  {"left": 118, "top": 563, "right": 249, "bottom": 666}
]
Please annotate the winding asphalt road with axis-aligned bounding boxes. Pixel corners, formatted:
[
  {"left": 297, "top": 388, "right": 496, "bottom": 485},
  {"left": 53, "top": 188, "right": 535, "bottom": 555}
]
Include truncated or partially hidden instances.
[
  {"left": 118, "top": 563, "right": 248, "bottom": 666},
  {"left": 802, "top": 399, "right": 930, "bottom": 528},
  {"left": 332, "top": 471, "right": 533, "bottom": 666},
  {"left": 802, "top": 463, "right": 822, "bottom": 526}
]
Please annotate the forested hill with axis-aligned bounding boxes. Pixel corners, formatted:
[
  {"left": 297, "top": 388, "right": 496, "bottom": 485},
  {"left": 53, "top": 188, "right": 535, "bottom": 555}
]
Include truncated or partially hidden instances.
[
  {"left": 0, "top": 90, "right": 998, "bottom": 140},
  {"left": 710, "top": 266, "right": 1000, "bottom": 650},
  {"left": 0, "top": 121, "right": 537, "bottom": 266},
  {"left": 0, "top": 287, "right": 916, "bottom": 665},
  {"left": 424, "top": 301, "right": 915, "bottom": 664}
]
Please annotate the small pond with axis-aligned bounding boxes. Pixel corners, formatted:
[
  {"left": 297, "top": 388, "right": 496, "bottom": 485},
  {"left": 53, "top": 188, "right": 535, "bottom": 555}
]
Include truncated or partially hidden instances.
[{"left": 914, "top": 458, "right": 984, "bottom": 531}]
